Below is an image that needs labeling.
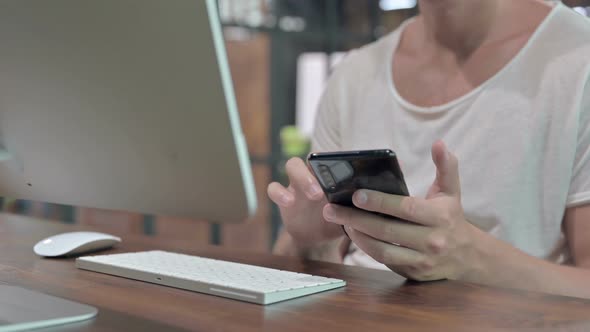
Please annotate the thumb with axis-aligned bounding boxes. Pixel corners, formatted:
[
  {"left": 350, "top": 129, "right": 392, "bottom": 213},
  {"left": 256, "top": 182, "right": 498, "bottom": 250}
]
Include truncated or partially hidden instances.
[{"left": 431, "top": 140, "right": 461, "bottom": 197}]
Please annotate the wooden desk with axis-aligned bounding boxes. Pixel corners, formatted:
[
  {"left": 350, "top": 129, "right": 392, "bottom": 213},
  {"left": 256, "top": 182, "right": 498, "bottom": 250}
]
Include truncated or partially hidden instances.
[{"left": 1, "top": 214, "right": 590, "bottom": 332}]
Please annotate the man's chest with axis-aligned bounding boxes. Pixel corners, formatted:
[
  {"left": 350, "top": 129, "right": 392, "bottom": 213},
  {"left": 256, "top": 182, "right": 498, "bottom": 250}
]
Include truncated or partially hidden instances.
[{"left": 391, "top": 33, "right": 532, "bottom": 108}]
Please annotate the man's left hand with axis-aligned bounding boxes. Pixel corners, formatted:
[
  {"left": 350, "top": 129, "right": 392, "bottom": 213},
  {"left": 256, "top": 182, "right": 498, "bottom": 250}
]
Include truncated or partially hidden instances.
[{"left": 322, "top": 140, "right": 485, "bottom": 281}]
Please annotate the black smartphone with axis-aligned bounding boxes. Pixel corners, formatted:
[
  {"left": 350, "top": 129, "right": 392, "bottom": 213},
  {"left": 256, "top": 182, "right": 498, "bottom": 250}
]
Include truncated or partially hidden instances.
[{"left": 308, "top": 149, "right": 410, "bottom": 207}]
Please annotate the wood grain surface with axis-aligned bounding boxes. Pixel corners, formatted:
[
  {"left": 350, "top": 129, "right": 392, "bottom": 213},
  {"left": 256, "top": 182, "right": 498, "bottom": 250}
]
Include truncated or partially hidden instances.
[{"left": 1, "top": 214, "right": 590, "bottom": 332}]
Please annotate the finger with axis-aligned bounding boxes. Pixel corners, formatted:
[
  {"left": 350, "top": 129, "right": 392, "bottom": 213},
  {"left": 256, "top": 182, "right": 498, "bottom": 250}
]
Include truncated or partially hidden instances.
[
  {"left": 285, "top": 157, "right": 324, "bottom": 200},
  {"left": 346, "top": 226, "right": 425, "bottom": 268},
  {"left": 267, "top": 182, "right": 295, "bottom": 208},
  {"left": 323, "top": 204, "right": 431, "bottom": 252},
  {"left": 431, "top": 140, "right": 461, "bottom": 197},
  {"left": 352, "top": 190, "right": 441, "bottom": 227}
]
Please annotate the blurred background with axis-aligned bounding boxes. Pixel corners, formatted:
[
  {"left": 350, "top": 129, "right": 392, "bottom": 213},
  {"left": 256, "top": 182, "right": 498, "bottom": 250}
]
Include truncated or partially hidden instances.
[{"left": 4, "top": 0, "right": 590, "bottom": 253}]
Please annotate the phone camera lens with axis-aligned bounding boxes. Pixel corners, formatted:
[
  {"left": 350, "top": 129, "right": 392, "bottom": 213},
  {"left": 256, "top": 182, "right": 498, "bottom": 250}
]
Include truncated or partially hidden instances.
[{"left": 318, "top": 164, "right": 336, "bottom": 188}]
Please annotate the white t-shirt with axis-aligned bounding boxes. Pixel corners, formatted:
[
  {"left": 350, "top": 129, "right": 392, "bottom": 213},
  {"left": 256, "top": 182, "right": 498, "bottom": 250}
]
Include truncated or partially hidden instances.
[{"left": 311, "top": 3, "right": 590, "bottom": 270}]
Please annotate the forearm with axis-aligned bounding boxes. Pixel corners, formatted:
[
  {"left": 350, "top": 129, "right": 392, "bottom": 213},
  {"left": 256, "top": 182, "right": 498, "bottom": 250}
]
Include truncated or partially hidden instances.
[
  {"left": 467, "top": 229, "right": 590, "bottom": 298},
  {"left": 273, "top": 230, "right": 349, "bottom": 264}
]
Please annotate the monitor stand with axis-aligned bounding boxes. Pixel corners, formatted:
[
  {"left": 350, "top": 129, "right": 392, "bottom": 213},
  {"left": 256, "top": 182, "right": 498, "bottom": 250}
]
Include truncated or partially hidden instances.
[{"left": 0, "top": 285, "right": 97, "bottom": 332}]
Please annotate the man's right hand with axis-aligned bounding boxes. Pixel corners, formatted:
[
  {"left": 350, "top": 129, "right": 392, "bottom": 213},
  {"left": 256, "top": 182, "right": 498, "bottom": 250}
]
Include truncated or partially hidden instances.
[{"left": 267, "top": 157, "right": 344, "bottom": 250}]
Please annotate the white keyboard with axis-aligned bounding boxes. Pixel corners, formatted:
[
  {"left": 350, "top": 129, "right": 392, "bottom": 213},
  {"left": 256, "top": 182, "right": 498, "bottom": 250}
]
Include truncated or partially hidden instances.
[{"left": 76, "top": 250, "right": 345, "bottom": 305}]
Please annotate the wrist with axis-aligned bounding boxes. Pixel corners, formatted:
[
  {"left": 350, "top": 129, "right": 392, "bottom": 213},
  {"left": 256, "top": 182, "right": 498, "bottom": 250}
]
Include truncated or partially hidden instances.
[
  {"left": 455, "top": 223, "right": 493, "bottom": 284},
  {"left": 293, "top": 236, "right": 347, "bottom": 262},
  {"left": 457, "top": 223, "right": 539, "bottom": 289},
  {"left": 273, "top": 231, "right": 346, "bottom": 262}
]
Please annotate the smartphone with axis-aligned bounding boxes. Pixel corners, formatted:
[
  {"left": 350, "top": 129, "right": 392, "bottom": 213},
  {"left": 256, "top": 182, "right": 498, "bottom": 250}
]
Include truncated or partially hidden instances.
[{"left": 308, "top": 149, "right": 410, "bottom": 207}]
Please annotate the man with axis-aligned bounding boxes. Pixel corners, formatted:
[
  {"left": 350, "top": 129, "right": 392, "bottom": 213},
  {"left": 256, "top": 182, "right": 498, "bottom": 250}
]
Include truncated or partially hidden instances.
[{"left": 268, "top": 0, "right": 590, "bottom": 298}]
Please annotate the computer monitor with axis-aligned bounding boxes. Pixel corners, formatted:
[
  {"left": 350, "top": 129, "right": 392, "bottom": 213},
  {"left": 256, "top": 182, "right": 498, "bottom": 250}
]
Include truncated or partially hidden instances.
[{"left": 0, "top": 0, "right": 257, "bottom": 223}]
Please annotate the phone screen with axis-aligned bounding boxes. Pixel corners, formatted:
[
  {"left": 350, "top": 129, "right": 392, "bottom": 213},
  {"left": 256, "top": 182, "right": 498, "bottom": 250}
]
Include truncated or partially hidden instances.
[{"left": 308, "top": 149, "right": 410, "bottom": 207}]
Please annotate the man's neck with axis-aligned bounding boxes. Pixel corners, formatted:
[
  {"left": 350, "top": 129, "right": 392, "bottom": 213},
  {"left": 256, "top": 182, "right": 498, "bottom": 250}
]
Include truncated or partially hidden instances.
[{"left": 417, "top": 0, "right": 502, "bottom": 60}]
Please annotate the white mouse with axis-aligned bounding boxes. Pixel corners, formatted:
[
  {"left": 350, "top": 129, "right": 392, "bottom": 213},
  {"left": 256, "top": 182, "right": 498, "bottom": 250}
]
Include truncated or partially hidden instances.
[{"left": 34, "top": 231, "right": 121, "bottom": 257}]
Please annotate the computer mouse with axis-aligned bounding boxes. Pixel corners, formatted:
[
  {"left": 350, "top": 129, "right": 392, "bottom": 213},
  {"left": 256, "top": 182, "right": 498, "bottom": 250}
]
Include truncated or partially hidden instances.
[{"left": 34, "top": 231, "right": 121, "bottom": 257}]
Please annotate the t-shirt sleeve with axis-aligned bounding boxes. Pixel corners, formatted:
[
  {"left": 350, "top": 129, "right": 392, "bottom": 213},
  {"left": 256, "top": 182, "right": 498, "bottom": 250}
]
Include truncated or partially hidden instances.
[
  {"left": 567, "top": 78, "right": 590, "bottom": 207},
  {"left": 310, "top": 76, "right": 341, "bottom": 152}
]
